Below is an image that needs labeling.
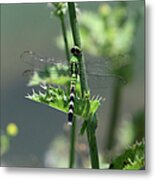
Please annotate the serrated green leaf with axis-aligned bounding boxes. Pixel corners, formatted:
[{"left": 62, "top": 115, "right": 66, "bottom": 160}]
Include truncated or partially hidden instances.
[
  {"left": 26, "top": 85, "right": 102, "bottom": 120},
  {"left": 110, "top": 139, "right": 145, "bottom": 170},
  {"left": 123, "top": 156, "right": 145, "bottom": 170}
]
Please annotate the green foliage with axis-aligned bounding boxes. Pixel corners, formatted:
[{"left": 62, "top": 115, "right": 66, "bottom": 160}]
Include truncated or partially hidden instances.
[
  {"left": 23, "top": 2, "right": 144, "bottom": 169},
  {"left": 123, "top": 156, "right": 145, "bottom": 170},
  {"left": 79, "top": 3, "right": 140, "bottom": 81},
  {"left": 26, "top": 85, "right": 102, "bottom": 121},
  {"left": 59, "top": 3, "right": 135, "bottom": 55},
  {"left": 57, "top": 2, "right": 140, "bottom": 81},
  {"left": 27, "top": 64, "right": 70, "bottom": 86},
  {"left": 110, "top": 140, "right": 145, "bottom": 170}
]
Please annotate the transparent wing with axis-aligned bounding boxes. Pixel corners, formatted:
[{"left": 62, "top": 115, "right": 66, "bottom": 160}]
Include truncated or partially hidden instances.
[
  {"left": 20, "top": 50, "right": 67, "bottom": 70},
  {"left": 21, "top": 50, "right": 69, "bottom": 86},
  {"left": 85, "top": 53, "right": 129, "bottom": 76},
  {"left": 21, "top": 50, "right": 128, "bottom": 93},
  {"left": 84, "top": 54, "right": 128, "bottom": 96},
  {"left": 86, "top": 74, "right": 120, "bottom": 97}
]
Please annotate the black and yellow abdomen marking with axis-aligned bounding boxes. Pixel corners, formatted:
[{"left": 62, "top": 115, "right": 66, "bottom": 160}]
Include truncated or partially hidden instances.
[
  {"left": 68, "top": 62, "right": 78, "bottom": 125},
  {"left": 68, "top": 83, "right": 75, "bottom": 125},
  {"left": 68, "top": 46, "right": 82, "bottom": 125}
]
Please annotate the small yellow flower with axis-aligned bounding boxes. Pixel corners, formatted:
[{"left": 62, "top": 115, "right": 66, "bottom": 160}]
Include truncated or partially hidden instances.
[{"left": 6, "top": 123, "right": 19, "bottom": 137}]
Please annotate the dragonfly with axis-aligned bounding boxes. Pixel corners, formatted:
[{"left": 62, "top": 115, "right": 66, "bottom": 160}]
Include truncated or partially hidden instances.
[{"left": 21, "top": 46, "right": 127, "bottom": 125}]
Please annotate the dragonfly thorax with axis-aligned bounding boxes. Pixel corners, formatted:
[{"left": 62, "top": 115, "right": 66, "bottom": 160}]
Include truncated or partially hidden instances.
[{"left": 70, "top": 56, "right": 79, "bottom": 63}]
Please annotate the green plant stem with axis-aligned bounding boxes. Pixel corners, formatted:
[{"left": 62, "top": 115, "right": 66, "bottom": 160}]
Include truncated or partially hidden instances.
[
  {"left": 69, "top": 116, "right": 76, "bottom": 168},
  {"left": 68, "top": 3, "right": 81, "bottom": 47},
  {"left": 68, "top": 2, "right": 88, "bottom": 96},
  {"left": 68, "top": 2, "right": 99, "bottom": 169},
  {"left": 59, "top": 11, "right": 77, "bottom": 168},
  {"left": 106, "top": 83, "right": 122, "bottom": 150},
  {"left": 60, "top": 13, "right": 70, "bottom": 61},
  {"left": 86, "top": 114, "right": 99, "bottom": 169}
]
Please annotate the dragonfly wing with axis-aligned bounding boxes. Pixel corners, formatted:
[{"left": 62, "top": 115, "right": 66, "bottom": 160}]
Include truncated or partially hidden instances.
[
  {"left": 87, "top": 74, "right": 118, "bottom": 96},
  {"left": 22, "top": 69, "right": 34, "bottom": 77},
  {"left": 85, "top": 56, "right": 111, "bottom": 75},
  {"left": 84, "top": 58, "right": 127, "bottom": 97},
  {"left": 20, "top": 50, "right": 67, "bottom": 69},
  {"left": 21, "top": 49, "right": 69, "bottom": 78},
  {"left": 85, "top": 53, "right": 130, "bottom": 75},
  {"left": 21, "top": 50, "right": 46, "bottom": 69}
]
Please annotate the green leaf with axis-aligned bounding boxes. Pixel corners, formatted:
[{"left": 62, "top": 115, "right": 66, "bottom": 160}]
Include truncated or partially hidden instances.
[
  {"left": 26, "top": 85, "right": 103, "bottom": 120},
  {"left": 110, "top": 139, "right": 145, "bottom": 170},
  {"left": 123, "top": 156, "right": 145, "bottom": 170}
]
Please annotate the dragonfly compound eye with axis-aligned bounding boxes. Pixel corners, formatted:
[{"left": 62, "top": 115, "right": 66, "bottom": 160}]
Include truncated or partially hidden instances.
[{"left": 71, "top": 46, "right": 82, "bottom": 57}]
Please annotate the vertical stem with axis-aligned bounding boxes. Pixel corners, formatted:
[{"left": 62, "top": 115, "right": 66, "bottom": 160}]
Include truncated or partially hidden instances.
[
  {"left": 68, "top": 2, "right": 88, "bottom": 97},
  {"left": 60, "top": 13, "right": 70, "bottom": 61},
  {"left": 58, "top": 11, "right": 77, "bottom": 168},
  {"left": 69, "top": 116, "right": 76, "bottom": 168},
  {"left": 68, "top": 2, "right": 99, "bottom": 169},
  {"left": 106, "top": 83, "right": 122, "bottom": 150},
  {"left": 86, "top": 114, "right": 99, "bottom": 169},
  {"left": 68, "top": 3, "right": 81, "bottom": 47}
]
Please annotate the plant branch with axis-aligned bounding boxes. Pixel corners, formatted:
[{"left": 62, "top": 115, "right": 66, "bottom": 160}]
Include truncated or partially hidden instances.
[
  {"left": 69, "top": 116, "right": 76, "bottom": 168},
  {"left": 60, "top": 13, "right": 70, "bottom": 61},
  {"left": 86, "top": 114, "right": 99, "bottom": 169},
  {"left": 68, "top": 2, "right": 88, "bottom": 96},
  {"left": 68, "top": 2, "right": 99, "bottom": 169},
  {"left": 58, "top": 9, "right": 77, "bottom": 169}
]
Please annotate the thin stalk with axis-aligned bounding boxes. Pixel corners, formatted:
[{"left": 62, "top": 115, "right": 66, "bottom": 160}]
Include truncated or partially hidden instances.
[
  {"left": 68, "top": 3, "right": 81, "bottom": 47},
  {"left": 60, "top": 13, "right": 70, "bottom": 61},
  {"left": 68, "top": 2, "right": 88, "bottom": 96},
  {"left": 106, "top": 83, "right": 122, "bottom": 150},
  {"left": 58, "top": 11, "right": 77, "bottom": 168},
  {"left": 69, "top": 116, "right": 76, "bottom": 168},
  {"left": 68, "top": 2, "right": 99, "bottom": 169},
  {"left": 86, "top": 114, "right": 99, "bottom": 169}
]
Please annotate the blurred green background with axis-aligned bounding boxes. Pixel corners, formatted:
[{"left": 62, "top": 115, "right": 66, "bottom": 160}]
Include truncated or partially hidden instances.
[{"left": 0, "top": 1, "right": 144, "bottom": 168}]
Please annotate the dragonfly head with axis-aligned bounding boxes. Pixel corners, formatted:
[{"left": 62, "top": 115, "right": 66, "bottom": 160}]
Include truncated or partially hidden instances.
[{"left": 71, "top": 46, "right": 82, "bottom": 57}]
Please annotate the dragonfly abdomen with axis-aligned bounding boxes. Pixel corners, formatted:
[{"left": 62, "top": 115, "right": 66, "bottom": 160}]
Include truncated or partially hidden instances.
[
  {"left": 68, "top": 46, "right": 81, "bottom": 125},
  {"left": 68, "top": 62, "right": 78, "bottom": 125},
  {"left": 68, "top": 84, "right": 75, "bottom": 125}
]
